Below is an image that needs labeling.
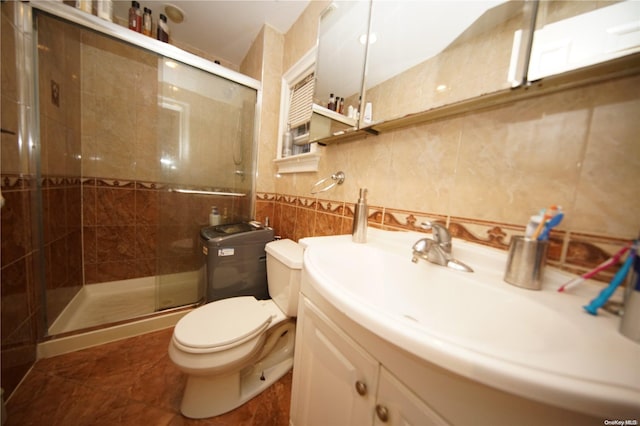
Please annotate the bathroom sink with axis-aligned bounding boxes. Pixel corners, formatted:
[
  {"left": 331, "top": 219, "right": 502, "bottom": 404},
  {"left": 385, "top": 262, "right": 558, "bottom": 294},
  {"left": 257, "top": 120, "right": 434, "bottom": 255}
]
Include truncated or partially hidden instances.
[{"left": 301, "top": 228, "right": 640, "bottom": 418}]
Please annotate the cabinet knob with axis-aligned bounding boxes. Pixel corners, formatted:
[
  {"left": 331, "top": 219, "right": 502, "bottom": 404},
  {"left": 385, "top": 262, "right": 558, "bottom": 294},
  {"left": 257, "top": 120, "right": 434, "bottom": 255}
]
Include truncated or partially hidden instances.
[
  {"left": 375, "top": 404, "right": 389, "bottom": 422},
  {"left": 354, "top": 380, "right": 367, "bottom": 396}
]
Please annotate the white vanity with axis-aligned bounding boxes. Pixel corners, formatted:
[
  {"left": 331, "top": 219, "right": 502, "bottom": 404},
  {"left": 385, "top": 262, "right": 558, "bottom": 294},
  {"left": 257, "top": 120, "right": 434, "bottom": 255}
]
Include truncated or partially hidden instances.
[{"left": 289, "top": 229, "right": 640, "bottom": 425}]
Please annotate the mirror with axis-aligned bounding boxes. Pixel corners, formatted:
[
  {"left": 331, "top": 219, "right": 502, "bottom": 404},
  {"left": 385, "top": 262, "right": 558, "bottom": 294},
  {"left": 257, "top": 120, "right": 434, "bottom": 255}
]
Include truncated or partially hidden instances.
[
  {"left": 363, "top": 0, "right": 530, "bottom": 125},
  {"left": 311, "top": 0, "right": 534, "bottom": 137},
  {"left": 311, "top": 0, "right": 638, "bottom": 144},
  {"left": 528, "top": 0, "right": 640, "bottom": 81},
  {"left": 311, "top": 1, "right": 370, "bottom": 141}
]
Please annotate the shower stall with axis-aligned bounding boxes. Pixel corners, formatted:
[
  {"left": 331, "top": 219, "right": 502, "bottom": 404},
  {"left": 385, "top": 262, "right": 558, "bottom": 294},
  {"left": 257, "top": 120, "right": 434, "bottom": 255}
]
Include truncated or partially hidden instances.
[{"left": 1, "top": 2, "right": 261, "bottom": 339}]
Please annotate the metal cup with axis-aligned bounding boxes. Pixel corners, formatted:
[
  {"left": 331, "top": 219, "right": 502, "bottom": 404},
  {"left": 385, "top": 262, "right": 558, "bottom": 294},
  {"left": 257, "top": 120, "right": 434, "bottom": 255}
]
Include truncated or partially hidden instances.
[{"left": 504, "top": 236, "right": 549, "bottom": 290}]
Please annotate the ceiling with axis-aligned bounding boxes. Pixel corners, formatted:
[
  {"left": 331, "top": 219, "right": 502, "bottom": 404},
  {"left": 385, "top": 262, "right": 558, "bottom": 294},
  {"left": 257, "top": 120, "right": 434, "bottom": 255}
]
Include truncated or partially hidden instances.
[{"left": 112, "top": 0, "right": 311, "bottom": 66}]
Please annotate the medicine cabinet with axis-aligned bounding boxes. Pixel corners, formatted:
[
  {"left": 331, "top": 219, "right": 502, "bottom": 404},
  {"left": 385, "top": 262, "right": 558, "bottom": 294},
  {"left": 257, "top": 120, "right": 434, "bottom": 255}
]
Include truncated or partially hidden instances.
[
  {"left": 308, "top": 0, "right": 370, "bottom": 143},
  {"left": 528, "top": 1, "right": 640, "bottom": 81},
  {"left": 363, "top": 0, "right": 530, "bottom": 126},
  {"left": 311, "top": 0, "right": 640, "bottom": 145}
]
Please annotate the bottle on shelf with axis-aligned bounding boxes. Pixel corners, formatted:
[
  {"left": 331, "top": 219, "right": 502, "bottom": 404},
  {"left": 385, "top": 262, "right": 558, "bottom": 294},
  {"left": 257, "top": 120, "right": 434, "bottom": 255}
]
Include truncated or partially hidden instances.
[
  {"left": 157, "top": 13, "right": 170, "bottom": 42},
  {"left": 142, "top": 7, "right": 153, "bottom": 36},
  {"left": 363, "top": 102, "right": 373, "bottom": 124},
  {"left": 96, "top": 0, "right": 113, "bottom": 22},
  {"left": 128, "top": 1, "right": 142, "bottom": 32},
  {"left": 282, "top": 124, "right": 293, "bottom": 158},
  {"left": 328, "top": 93, "right": 336, "bottom": 111},
  {"left": 76, "top": 0, "right": 92, "bottom": 14}
]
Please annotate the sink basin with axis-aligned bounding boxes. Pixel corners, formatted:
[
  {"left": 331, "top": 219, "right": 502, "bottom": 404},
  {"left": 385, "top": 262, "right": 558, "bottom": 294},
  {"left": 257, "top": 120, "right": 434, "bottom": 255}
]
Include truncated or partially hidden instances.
[{"left": 301, "top": 228, "right": 640, "bottom": 418}]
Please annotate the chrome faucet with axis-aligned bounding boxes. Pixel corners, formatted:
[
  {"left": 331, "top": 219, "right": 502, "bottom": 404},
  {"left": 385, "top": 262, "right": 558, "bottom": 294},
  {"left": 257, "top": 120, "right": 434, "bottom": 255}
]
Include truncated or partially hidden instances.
[{"left": 411, "top": 222, "right": 474, "bottom": 272}]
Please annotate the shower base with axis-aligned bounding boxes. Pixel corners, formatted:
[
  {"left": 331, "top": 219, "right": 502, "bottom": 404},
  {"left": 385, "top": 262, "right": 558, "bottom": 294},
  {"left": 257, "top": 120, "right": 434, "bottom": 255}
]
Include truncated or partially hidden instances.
[
  {"left": 48, "top": 276, "right": 157, "bottom": 335},
  {"left": 39, "top": 271, "right": 200, "bottom": 358}
]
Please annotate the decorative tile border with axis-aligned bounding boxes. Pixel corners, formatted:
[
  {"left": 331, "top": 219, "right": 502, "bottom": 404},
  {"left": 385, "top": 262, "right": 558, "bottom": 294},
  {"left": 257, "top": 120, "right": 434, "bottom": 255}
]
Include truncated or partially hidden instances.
[
  {"left": 260, "top": 193, "right": 635, "bottom": 283},
  {"left": 1, "top": 174, "right": 33, "bottom": 190},
  {"left": 380, "top": 208, "right": 447, "bottom": 232},
  {"left": 316, "top": 198, "right": 345, "bottom": 216},
  {"left": 41, "top": 176, "right": 82, "bottom": 188}
]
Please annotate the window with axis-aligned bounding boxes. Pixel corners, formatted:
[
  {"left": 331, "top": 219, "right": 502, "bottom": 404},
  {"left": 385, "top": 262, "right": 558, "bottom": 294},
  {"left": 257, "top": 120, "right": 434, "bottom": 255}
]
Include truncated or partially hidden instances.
[{"left": 275, "top": 48, "right": 321, "bottom": 173}]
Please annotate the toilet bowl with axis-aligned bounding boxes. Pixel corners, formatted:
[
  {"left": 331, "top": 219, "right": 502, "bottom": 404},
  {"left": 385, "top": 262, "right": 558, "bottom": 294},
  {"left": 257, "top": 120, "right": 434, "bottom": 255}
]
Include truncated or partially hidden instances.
[{"left": 168, "top": 238, "right": 303, "bottom": 419}]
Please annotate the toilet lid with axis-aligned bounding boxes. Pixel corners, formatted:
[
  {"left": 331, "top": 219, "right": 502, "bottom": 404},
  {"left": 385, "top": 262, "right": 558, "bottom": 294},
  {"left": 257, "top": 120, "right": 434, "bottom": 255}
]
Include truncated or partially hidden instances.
[{"left": 173, "top": 296, "right": 272, "bottom": 352}]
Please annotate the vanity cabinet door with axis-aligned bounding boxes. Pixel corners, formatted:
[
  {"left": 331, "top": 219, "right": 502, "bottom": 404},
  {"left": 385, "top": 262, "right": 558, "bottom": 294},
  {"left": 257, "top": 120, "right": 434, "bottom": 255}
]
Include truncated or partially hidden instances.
[
  {"left": 290, "top": 298, "right": 378, "bottom": 426},
  {"left": 374, "top": 368, "right": 450, "bottom": 426}
]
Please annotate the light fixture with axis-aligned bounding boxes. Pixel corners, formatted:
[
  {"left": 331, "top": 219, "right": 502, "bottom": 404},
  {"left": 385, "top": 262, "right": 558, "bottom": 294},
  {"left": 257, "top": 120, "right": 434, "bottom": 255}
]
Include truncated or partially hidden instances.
[
  {"left": 164, "top": 4, "right": 185, "bottom": 24},
  {"left": 359, "top": 32, "right": 377, "bottom": 45}
]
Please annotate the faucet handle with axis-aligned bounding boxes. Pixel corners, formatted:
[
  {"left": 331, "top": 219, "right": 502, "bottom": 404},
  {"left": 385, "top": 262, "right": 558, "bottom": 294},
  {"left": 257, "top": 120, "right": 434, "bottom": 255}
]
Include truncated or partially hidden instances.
[{"left": 420, "top": 221, "right": 452, "bottom": 253}]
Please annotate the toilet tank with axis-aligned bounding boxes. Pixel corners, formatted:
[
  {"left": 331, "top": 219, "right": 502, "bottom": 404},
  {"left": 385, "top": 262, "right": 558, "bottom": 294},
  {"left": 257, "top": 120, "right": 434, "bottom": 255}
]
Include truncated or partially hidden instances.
[{"left": 265, "top": 239, "right": 303, "bottom": 316}]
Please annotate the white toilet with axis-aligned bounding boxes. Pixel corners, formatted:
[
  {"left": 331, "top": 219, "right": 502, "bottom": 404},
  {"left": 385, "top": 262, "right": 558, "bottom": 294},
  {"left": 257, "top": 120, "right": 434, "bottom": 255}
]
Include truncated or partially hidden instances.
[{"left": 168, "top": 238, "right": 303, "bottom": 419}]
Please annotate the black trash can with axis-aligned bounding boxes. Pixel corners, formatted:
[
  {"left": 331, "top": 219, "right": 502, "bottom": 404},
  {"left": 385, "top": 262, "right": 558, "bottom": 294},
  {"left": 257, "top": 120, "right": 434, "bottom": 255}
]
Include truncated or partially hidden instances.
[{"left": 200, "top": 222, "right": 274, "bottom": 302}]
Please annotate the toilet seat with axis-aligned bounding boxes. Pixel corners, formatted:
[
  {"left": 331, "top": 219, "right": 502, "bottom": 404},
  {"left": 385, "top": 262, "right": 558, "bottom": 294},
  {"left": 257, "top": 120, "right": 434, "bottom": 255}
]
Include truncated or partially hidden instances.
[{"left": 173, "top": 296, "right": 273, "bottom": 354}]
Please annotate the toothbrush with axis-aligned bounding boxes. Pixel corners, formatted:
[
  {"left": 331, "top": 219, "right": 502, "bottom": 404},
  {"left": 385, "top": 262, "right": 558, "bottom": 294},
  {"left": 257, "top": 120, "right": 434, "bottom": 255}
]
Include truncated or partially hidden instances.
[
  {"left": 583, "top": 246, "right": 636, "bottom": 315},
  {"left": 537, "top": 212, "right": 564, "bottom": 241},
  {"left": 558, "top": 244, "right": 631, "bottom": 292},
  {"left": 531, "top": 205, "right": 559, "bottom": 240}
]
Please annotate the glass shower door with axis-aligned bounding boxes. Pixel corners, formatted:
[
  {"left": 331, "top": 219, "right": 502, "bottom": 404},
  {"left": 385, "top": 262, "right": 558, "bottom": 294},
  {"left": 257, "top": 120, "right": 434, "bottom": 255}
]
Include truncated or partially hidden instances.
[{"left": 155, "top": 58, "right": 258, "bottom": 310}]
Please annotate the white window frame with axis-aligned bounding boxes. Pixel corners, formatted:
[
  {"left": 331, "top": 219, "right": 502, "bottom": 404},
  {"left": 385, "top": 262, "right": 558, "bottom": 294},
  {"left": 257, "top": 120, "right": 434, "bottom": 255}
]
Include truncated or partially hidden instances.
[{"left": 274, "top": 47, "right": 321, "bottom": 174}]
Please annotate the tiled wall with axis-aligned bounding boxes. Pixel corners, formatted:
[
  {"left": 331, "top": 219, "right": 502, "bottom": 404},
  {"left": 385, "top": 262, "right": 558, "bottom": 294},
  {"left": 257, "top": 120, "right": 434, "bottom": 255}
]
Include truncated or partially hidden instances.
[
  {"left": 37, "top": 12, "right": 85, "bottom": 327},
  {"left": 256, "top": 70, "right": 640, "bottom": 283},
  {"left": 249, "top": 1, "right": 640, "bottom": 284},
  {"left": 81, "top": 178, "right": 249, "bottom": 284}
]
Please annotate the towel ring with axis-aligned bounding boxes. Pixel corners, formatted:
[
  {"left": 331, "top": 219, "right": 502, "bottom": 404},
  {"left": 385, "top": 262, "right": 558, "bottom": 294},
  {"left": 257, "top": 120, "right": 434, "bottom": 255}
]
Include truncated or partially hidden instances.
[{"left": 311, "top": 171, "right": 345, "bottom": 195}]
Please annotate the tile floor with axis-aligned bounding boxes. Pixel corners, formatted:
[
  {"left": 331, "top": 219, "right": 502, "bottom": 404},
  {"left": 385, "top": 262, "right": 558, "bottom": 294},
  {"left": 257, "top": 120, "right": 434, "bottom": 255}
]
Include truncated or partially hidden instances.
[{"left": 5, "top": 328, "right": 292, "bottom": 426}]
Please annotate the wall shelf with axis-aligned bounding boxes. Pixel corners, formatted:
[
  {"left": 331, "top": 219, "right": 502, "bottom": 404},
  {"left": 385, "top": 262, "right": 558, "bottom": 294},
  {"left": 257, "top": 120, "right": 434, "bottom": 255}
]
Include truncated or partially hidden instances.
[
  {"left": 315, "top": 52, "right": 640, "bottom": 146},
  {"left": 274, "top": 151, "right": 322, "bottom": 174}
]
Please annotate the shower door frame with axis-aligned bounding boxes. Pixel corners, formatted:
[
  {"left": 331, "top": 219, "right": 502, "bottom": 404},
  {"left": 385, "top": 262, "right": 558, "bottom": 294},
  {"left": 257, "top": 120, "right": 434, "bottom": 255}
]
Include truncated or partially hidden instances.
[{"left": 29, "top": 1, "right": 262, "bottom": 336}]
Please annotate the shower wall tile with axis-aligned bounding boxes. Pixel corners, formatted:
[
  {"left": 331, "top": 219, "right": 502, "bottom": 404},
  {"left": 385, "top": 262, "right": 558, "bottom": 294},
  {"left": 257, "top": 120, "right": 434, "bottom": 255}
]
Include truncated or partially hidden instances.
[
  {"left": 95, "top": 187, "right": 136, "bottom": 225},
  {"left": 134, "top": 225, "right": 157, "bottom": 259},
  {"left": 2, "top": 1, "right": 49, "bottom": 397},
  {"left": 0, "top": 188, "right": 32, "bottom": 266},
  {"left": 40, "top": 178, "right": 84, "bottom": 325},
  {"left": 81, "top": 179, "right": 217, "bottom": 284},
  {"left": 82, "top": 226, "right": 97, "bottom": 264},
  {"left": 0, "top": 3, "right": 18, "bottom": 103},
  {"left": 80, "top": 36, "right": 157, "bottom": 182},
  {"left": 1, "top": 258, "right": 31, "bottom": 343},
  {"left": 95, "top": 260, "right": 138, "bottom": 283},
  {"left": 96, "top": 226, "right": 136, "bottom": 262},
  {"left": 81, "top": 180, "right": 95, "bottom": 224},
  {"left": 135, "top": 187, "right": 159, "bottom": 226},
  {"left": 48, "top": 238, "right": 69, "bottom": 289},
  {"left": 1, "top": 95, "right": 25, "bottom": 174},
  {"left": 133, "top": 103, "right": 160, "bottom": 183}
]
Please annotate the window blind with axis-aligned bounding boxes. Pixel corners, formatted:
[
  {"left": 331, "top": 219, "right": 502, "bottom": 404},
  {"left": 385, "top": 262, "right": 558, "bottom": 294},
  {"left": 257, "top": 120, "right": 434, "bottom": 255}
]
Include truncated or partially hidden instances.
[{"left": 288, "top": 72, "right": 314, "bottom": 129}]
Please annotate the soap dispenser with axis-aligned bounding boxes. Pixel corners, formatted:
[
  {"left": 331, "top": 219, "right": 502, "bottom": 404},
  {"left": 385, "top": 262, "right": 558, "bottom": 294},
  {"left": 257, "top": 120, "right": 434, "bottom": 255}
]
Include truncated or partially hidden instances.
[
  {"left": 352, "top": 188, "right": 368, "bottom": 243},
  {"left": 209, "top": 206, "right": 221, "bottom": 226}
]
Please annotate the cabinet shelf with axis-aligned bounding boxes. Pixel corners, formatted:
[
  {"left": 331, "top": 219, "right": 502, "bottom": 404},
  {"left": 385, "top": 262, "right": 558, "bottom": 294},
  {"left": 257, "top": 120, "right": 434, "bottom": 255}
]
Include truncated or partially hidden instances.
[{"left": 312, "top": 104, "right": 357, "bottom": 127}]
